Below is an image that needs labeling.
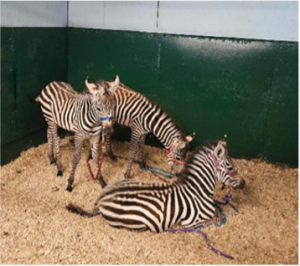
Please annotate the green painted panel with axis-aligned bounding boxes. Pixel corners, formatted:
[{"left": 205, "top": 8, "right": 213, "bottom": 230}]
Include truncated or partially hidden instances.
[
  {"left": 67, "top": 29, "right": 298, "bottom": 165},
  {"left": 68, "top": 28, "right": 160, "bottom": 93},
  {"left": 12, "top": 28, "right": 68, "bottom": 139},
  {"left": 1, "top": 28, "right": 16, "bottom": 144},
  {"left": 1, "top": 127, "right": 47, "bottom": 165},
  {"left": 1, "top": 27, "right": 68, "bottom": 165},
  {"left": 263, "top": 42, "right": 298, "bottom": 165},
  {"left": 158, "top": 35, "right": 276, "bottom": 158}
]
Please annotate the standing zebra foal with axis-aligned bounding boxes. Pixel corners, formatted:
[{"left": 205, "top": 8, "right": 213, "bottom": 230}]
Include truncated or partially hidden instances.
[
  {"left": 103, "top": 81, "right": 195, "bottom": 179},
  {"left": 67, "top": 135, "right": 245, "bottom": 232},
  {"left": 35, "top": 76, "right": 119, "bottom": 192}
]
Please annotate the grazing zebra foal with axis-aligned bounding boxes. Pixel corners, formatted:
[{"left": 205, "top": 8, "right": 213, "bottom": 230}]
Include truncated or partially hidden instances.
[
  {"left": 35, "top": 76, "right": 119, "bottom": 192},
  {"left": 103, "top": 81, "right": 195, "bottom": 179},
  {"left": 67, "top": 135, "right": 245, "bottom": 232}
]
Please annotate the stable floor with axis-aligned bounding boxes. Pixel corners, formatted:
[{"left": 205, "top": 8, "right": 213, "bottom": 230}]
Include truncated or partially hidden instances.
[{"left": 1, "top": 136, "right": 298, "bottom": 264}]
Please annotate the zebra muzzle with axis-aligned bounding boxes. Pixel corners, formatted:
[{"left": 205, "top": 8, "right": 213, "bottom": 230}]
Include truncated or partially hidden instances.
[
  {"left": 232, "top": 177, "right": 245, "bottom": 190},
  {"left": 102, "top": 120, "right": 114, "bottom": 134}
]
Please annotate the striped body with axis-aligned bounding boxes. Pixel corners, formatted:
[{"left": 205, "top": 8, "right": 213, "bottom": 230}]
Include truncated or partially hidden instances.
[
  {"left": 68, "top": 137, "right": 245, "bottom": 232},
  {"left": 38, "top": 82, "right": 103, "bottom": 136},
  {"left": 105, "top": 82, "right": 195, "bottom": 178},
  {"left": 36, "top": 77, "right": 119, "bottom": 192}
]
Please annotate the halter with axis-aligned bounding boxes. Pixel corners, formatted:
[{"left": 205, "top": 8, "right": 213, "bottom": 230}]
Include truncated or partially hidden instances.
[
  {"left": 210, "top": 153, "right": 238, "bottom": 181},
  {"left": 166, "top": 142, "right": 184, "bottom": 165},
  {"left": 100, "top": 116, "right": 112, "bottom": 121}
]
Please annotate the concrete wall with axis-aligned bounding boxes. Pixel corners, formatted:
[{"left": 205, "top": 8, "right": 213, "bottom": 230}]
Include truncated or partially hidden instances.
[{"left": 68, "top": 1, "right": 298, "bottom": 41}]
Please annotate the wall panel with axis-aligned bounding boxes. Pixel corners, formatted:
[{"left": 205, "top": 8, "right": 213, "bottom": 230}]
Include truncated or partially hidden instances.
[
  {"left": 13, "top": 28, "right": 68, "bottom": 139},
  {"left": 263, "top": 42, "right": 298, "bottom": 165},
  {"left": 1, "top": 28, "right": 16, "bottom": 144},
  {"left": 1, "top": 28, "right": 68, "bottom": 165},
  {"left": 67, "top": 28, "right": 298, "bottom": 165},
  {"left": 158, "top": 35, "right": 276, "bottom": 158},
  {"left": 1, "top": 1, "right": 67, "bottom": 27}
]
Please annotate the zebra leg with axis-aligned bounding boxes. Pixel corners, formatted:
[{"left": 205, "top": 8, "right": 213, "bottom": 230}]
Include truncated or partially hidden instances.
[
  {"left": 198, "top": 208, "right": 223, "bottom": 228},
  {"left": 52, "top": 125, "right": 63, "bottom": 176},
  {"left": 104, "top": 133, "right": 117, "bottom": 161},
  {"left": 90, "top": 136, "right": 107, "bottom": 188},
  {"left": 47, "top": 126, "right": 55, "bottom": 164},
  {"left": 124, "top": 129, "right": 140, "bottom": 179},
  {"left": 137, "top": 134, "right": 146, "bottom": 168},
  {"left": 66, "top": 134, "right": 84, "bottom": 192}
]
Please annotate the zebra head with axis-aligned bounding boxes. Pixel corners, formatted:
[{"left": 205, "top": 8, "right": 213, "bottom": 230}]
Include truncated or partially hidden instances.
[
  {"left": 211, "top": 135, "right": 245, "bottom": 190},
  {"left": 167, "top": 133, "right": 195, "bottom": 174},
  {"left": 85, "top": 76, "right": 119, "bottom": 134}
]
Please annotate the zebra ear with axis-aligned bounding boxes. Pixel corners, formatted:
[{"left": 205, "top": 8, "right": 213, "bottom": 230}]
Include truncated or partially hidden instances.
[
  {"left": 85, "top": 77, "right": 99, "bottom": 95},
  {"left": 214, "top": 144, "right": 225, "bottom": 160},
  {"left": 110, "top": 75, "right": 119, "bottom": 93},
  {"left": 217, "top": 134, "right": 227, "bottom": 148},
  {"left": 186, "top": 133, "right": 195, "bottom": 143}
]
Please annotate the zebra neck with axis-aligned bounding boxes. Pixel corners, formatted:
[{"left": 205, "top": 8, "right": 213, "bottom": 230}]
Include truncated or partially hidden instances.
[
  {"left": 179, "top": 150, "right": 217, "bottom": 197},
  {"left": 75, "top": 96, "right": 100, "bottom": 125},
  {"left": 152, "top": 121, "right": 183, "bottom": 150}
]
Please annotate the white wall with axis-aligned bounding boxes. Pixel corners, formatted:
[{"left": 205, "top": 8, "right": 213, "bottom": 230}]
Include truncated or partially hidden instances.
[
  {"left": 1, "top": 1, "right": 298, "bottom": 41},
  {"left": 68, "top": 1, "right": 298, "bottom": 42},
  {"left": 1, "top": 1, "right": 68, "bottom": 27}
]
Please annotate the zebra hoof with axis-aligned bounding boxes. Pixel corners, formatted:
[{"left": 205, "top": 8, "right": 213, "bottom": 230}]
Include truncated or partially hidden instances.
[
  {"left": 124, "top": 173, "right": 131, "bottom": 179},
  {"left": 99, "top": 179, "right": 107, "bottom": 188},
  {"left": 108, "top": 154, "right": 117, "bottom": 161},
  {"left": 139, "top": 161, "right": 146, "bottom": 169},
  {"left": 66, "top": 185, "right": 73, "bottom": 192},
  {"left": 50, "top": 159, "right": 56, "bottom": 165},
  {"left": 57, "top": 171, "right": 63, "bottom": 177}
]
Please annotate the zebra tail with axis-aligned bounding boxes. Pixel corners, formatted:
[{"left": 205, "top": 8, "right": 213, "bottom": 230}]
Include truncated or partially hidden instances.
[{"left": 66, "top": 203, "right": 97, "bottom": 218}]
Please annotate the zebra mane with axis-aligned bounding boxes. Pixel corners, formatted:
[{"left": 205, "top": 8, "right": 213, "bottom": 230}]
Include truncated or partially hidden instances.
[
  {"left": 80, "top": 88, "right": 92, "bottom": 95},
  {"left": 176, "top": 142, "right": 217, "bottom": 182},
  {"left": 119, "top": 82, "right": 185, "bottom": 136},
  {"left": 154, "top": 104, "right": 185, "bottom": 138}
]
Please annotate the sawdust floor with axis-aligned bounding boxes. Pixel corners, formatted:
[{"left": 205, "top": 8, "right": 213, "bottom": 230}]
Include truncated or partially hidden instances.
[{"left": 1, "top": 136, "right": 298, "bottom": 264}]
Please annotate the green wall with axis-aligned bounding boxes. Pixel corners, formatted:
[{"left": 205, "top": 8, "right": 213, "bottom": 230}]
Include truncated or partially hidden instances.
[
  {"left": 1, "top": 28, "right": 68, "bottom": 165},
  {"left": 67, "top": 28, "right": 298, "bottom": 166},
  {"left": 1, "top": 27, "right": 298, "bottom": 166}
]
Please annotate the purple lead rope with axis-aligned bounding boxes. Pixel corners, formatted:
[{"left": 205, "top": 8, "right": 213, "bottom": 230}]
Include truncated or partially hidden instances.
[
  {"left": 167, "top": 192, "right": 238, "bottom": 260},
  {"left": 167, "top": 228, "right": 233, "bottom": 260}
]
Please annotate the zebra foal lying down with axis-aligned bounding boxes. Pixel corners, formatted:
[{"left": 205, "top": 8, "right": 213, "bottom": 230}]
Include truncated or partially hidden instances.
[
  {"left": 103, "top": 81, "right": 195, "bottom": 179},
  {"left": 35, "top": 76, "right": 119, "bottom": 192},
  {"left": 67, "top": 135, "right": 245, "bottom": 231}
]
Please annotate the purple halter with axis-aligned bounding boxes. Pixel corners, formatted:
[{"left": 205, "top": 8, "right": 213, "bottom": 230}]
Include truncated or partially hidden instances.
[{"left": 210, "top": 153, "right": 238, "bottom": 181}]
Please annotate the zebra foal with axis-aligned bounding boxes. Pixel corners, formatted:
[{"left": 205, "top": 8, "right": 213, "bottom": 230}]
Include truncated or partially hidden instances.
[
  {"left": 103, "top": 81, "right": 195, "bottom": 179},
  {"left": 67, "top": 135, "right": 245, "bottom": 232},
  {"left": 35, "top": 76, "right": 119, "bottom": 192}
]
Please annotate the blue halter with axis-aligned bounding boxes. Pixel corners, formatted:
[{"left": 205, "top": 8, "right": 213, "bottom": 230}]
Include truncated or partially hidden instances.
[{"left": 100, "top": 116, "right": 112, "bottom": 121}]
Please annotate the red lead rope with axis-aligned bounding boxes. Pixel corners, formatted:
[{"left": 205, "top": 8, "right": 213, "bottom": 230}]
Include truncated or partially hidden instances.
[{"left": 86, "top": 140, "right": 106, "bottom": 180}]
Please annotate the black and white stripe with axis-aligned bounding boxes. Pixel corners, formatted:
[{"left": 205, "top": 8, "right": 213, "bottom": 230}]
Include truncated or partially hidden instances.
[
  {"left": 105, "top": 82, "right": 195, "bottom": 179},
  {"left": 67, "top": 136, "right": 245, "bottom": 232},
  {"left": 35, "top": 76, "right": 119, "bottom": 192}
]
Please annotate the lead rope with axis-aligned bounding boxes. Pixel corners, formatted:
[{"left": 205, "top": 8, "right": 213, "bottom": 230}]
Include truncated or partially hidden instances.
[
  {"left": 86, "top": 131, "right": 106, "bottom": 180},
  {"left": 167, "top": 228, "right": 233, "bottom": 260},
  {"left": 168, "top": 191, "right": 239, "bottom": 260}
]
